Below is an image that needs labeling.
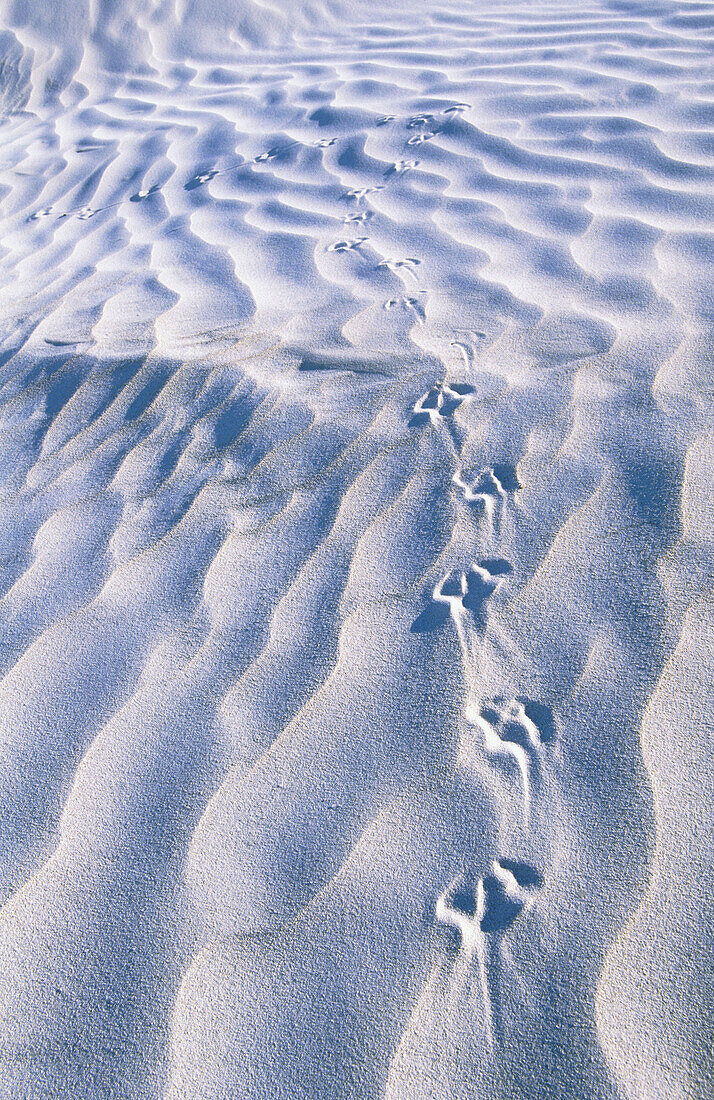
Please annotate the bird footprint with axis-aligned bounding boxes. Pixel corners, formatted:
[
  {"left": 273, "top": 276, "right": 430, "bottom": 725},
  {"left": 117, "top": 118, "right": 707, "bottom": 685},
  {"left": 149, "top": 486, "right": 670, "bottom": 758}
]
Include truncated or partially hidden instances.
[
  {"left": 384, "top": 159, "right": 420, "bottom": 177},
  {"left": 327, "top": 236, "right": 369, "bottom": 252},
  {"left": 254, "top": 147, "right": 283, "bottom": 163},
  {"left": 409, "top": 380, "right": 474, "bottom": 425},
  {"left": 130, "top": 184, "right": 161, "bottom": 202},
  {"left": 411, "top": 559, "right": 512, "bottom": 635},
  {"left": 342, "top": 210, "right": 373, "bottom": 224},
  {"left": 185, "top": 169, "right": 218, "bottom": 190},
  {"left": 383, "top": 295, "right": 426, "bottom": 321},
  {"left": 407, "top": 131, "right": 437, "bottom": 146},
  {"left": 436, "top": 858, "right": 543, "bottom": 946},
  {"left": 452, "top": 465, "right": 518, "bottom": 538},
  {"left": 377, "top": 257, "right": 421, "bottom": 281},
  {"left": 342, "top": 186, "right": 384, "bottom": 202},
  {"left": 461, "top": 697, "right": 557, "bottom": 823}
]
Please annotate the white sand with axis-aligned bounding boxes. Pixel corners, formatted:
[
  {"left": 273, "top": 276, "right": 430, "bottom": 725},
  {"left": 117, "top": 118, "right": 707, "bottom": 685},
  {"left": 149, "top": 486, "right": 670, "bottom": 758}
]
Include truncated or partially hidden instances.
[{"left": 0, "top": 0, "right": 713, "bottom": 1096}]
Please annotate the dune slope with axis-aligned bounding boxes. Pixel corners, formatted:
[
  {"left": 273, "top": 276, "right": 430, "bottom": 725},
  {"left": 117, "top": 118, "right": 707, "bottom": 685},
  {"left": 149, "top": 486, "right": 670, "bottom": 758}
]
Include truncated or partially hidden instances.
[{"left": 0, "top": 0, "right": 713, "bottom": 1097}]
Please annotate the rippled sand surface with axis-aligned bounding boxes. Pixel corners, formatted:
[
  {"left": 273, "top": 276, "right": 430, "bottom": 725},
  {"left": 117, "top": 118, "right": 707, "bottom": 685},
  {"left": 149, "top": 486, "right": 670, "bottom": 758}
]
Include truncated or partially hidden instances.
[{"left": 0, "top": 1, "right": 713, "bottom": 1096}]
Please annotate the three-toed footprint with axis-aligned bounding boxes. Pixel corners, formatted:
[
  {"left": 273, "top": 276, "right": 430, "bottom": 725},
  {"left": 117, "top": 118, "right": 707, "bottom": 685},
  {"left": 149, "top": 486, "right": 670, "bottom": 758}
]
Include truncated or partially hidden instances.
[
  {"left": 461, "top": 697, "right": 557, "bottom": 825},
  {"left": 384, "top": 159, "right": 420, "bottom": 177},
  {"left": 376, "top": 256, "right": 421, "bottom": 281},
  {"left": 408, "top": 380, "right": 474, "bottom": 426},
  {"left": 383, "top": 295, "right": 425, "bottom": 321},
  {"left": 341, "top": 185, "right": 384, "bottom": 203},
  {"left": 453, "top": 466, "right": 514, "bottom": 539},
  {"left": 411, "top": 559, "right": 512, "bottom": 637},
  {"left": 436, "top": 857, "right": 543, "bottom": 948},
  {"left": 436, "top": 858, "right": 544, "bottom": 1046},
  {"left": 342, "top": 210, "right": 372, "bottom": 224},
  {"left": 407, "top": 131, "right": 437, "bottom": 146},
  {"left": 326, "top": 237, "right": 369, "bottom": 253}
]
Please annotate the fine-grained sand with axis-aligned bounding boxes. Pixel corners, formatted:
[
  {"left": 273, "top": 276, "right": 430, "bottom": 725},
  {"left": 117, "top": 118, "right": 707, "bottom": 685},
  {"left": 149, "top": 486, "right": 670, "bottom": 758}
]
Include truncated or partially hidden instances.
[{"left": 0, "top": 1, "right": 713, "bottom": 1097}]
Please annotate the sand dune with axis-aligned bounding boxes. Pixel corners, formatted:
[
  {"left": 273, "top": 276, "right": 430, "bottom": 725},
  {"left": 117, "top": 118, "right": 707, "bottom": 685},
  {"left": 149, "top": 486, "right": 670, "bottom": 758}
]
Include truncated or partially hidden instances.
[{"left": 0, "top": 0, "right": 713, "bottom": 1096}]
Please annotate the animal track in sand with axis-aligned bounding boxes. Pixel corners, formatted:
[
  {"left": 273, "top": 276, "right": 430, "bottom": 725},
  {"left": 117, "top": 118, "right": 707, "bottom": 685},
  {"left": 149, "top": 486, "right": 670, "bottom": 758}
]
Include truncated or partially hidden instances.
[
  {"left": 376, "top": 257, "right": 421, "bottom": 281},
  {"left": 326, "top": 237, "right": 369, "bottom": 253},
  {"left": 462, "top": 697, "right": 556, "bottom": 822},
  {"left": 384, "top": 159, "right": 420, "bottom": 177},
  {"left": 453, "top": 465, "right": 519, "bottom": 538},
  {"left": 130, "top": 184, "right": 161, "bottom": 203},
  {"left": 22, "top": 98, "right": 472, "bottom": 225},
  {"left": 449, "top": 335, "right": 487, "bottom": 369},
  {"left": 455, "top": 559, "right": 512, "bottom": 619},
  {"left": 184, "top": 169, "right": 219, "bottom": 190},
  {"left": 436, "top": 858, "right": 544, "bottom": 1047},
  {"left": 341, "top": 186, "right": 384, "bottom": 203},
  {"left": 373, "top": 104, "right": 466, "bottom": 130},
  {"left": 480, "top": 859, "right": 544, "bottom": 934},
  {"left": 436, "top": 858, "right": 544, "bottom": 947},
  {"left": 383, "top": 295, "right": 426, "bottom": 321},
  {"left": 470, "top": 696, "right": 557, "bottom": 751},
  {"left": 254, "top": 147, "right": 282, "bottom": 162},
  {"left": 411, "top": 559, "right": 512, "bottom": 635},
  {"left": 409, "top": 380, "right": 474, "bottom": 426},
  {"left": 24, "top": 138, "right": 306, "bottom": 222},
  {"left": 407, "top": 131, "right": 438, "bottom": 146},
  {"left": 8, "top": 8, "right": 709, "bottom": 1090},
  {"left": 342, "top": 210, "right": 372, "bottom": 224}
]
